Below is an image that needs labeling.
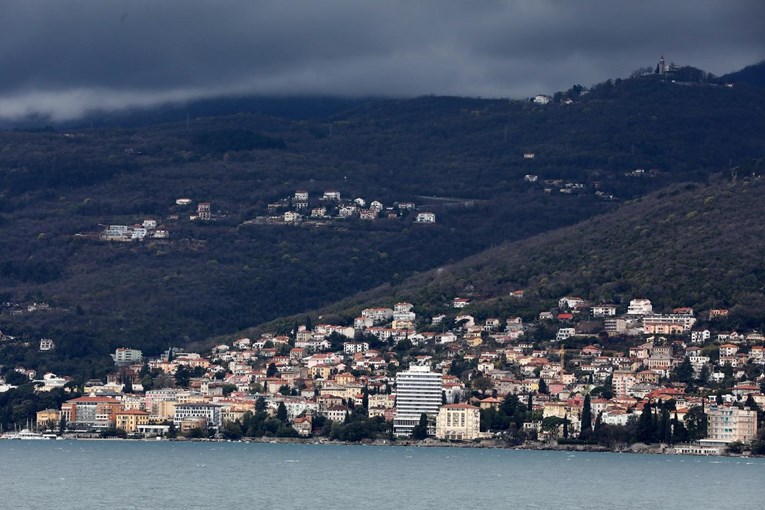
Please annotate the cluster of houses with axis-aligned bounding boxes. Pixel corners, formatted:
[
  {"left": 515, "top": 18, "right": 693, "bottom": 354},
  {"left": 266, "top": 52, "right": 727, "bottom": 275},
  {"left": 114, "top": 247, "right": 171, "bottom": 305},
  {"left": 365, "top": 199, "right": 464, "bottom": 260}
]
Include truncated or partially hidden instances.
[
  {"left": 4, "top": 295, "right": 762, "bottom": 452},
  {"left": 259, "top": 190, "right": 436, "bottom": 224},
  {"left": 100, "top": 219, "right": 169, "bottom": 242}
]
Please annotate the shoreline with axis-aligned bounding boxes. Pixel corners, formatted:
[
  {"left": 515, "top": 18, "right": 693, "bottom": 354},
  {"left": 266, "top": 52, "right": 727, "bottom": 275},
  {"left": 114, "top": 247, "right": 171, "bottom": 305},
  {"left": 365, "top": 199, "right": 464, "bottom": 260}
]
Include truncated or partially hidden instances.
[{"left": 12, "top": 433, "right": 757, "bottom": 459}]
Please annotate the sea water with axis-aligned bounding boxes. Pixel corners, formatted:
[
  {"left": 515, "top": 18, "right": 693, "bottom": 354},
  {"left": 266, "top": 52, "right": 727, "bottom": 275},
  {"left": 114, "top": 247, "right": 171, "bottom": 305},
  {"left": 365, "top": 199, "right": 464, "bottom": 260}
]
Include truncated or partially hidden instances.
[{"left": 2, "top": 441, "right": 763, "bottom": 509}]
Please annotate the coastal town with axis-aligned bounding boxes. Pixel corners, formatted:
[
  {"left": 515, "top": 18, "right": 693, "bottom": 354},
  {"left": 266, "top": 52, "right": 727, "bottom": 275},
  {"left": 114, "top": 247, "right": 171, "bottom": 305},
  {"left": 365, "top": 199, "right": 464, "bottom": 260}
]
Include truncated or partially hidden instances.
[{"left": 1, "top": 294, "right": 762, "bottom": 456}]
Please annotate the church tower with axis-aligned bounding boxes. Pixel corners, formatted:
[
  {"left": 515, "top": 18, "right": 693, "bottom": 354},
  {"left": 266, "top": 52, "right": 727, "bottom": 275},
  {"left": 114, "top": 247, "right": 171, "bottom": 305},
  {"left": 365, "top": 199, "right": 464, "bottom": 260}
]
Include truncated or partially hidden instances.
[{"left": 658, "top": 55, "right": 667, "bottom": 75}]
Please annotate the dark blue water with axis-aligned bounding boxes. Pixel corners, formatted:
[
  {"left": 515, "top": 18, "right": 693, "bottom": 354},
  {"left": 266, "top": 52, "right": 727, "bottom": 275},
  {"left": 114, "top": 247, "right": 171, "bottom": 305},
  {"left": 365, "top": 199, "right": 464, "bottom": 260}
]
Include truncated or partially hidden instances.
[{"left": 2, "top": 441, "right": 763, "bottom": 509}]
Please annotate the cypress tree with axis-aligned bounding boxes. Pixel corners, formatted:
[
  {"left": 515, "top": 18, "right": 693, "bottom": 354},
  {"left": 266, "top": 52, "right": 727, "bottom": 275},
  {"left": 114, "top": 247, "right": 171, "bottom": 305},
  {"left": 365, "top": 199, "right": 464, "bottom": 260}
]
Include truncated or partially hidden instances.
[
  {"left": 527, "top": 392, "right": 533, "bottom": 412},
  {"left": 637, "top": 400, "right": 654, "bottom": 443},
  {"left": 660, "top": 407, "right": 671, "bottom": 444},
  {"left": 562, "top": 414, "right": 569, "bottom": 439},
  {"left": 411, "top": 413, "right": 429, "bottom": 440},
  {"left": 580, "top": 394, "right": 593, "bottom": 440},
  {"left": 593, "top": 411, "right": 603, "bottom": 443},
  {"left": 277, "top": 402, "right": 288, "bottom": 423},
  {"left": 671, "top": 411, "right": 689, "bottom": 444}
]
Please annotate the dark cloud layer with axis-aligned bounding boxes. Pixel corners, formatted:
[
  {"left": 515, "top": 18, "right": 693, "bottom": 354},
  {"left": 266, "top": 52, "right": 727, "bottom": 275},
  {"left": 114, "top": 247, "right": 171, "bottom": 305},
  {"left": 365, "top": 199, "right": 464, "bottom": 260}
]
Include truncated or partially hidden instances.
[{"left": 0, "top": 0, "right": 762, "bottom": 120}]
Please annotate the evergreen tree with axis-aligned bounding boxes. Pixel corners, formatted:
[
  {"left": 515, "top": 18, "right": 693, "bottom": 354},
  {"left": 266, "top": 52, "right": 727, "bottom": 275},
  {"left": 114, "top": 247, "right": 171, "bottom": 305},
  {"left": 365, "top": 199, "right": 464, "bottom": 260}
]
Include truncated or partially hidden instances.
[
  {"left": 580, "top": 394, "right": 593, "bottom": 440},
  {"left": 671, "top": 412, "right": 689, "bottom": 443},
  {"left": 122, "top": 375, "right": 133, "bottom": 394},
  {"left": 255, "top": 396, "right": 267, "bottom": 412},
  {"left": 745, "top": 394, "right": 759, "bottom": 412},
  {"left": 266, "top": 363, "right": 277, "bottom": 377},
  {"left": 527, "top": 392, "right": 533, "bottom": 412},
  {"left": 685, "top": 403, "right": 707, "bottom": 440},
  {"left": 671, "top": 357, "right": 694, "bottom": 384},
  {"left": 637, "top": 400, "right": 655, "bottom": 443},
  {"left": 174, "top": 365, "right": 190, "bottom": 388},
  {"left": 305, "top": 315, "right": 313, "bottom": 331},
  {"left": 593, "top": 411, "right": 603, "bottom": 443},
  {"left": 441, "top": 390, "right": 447, "bottom": 405},
  {"left": 501, "top": 393, "right": 520, "bottom": 417},
  {"left": 363, "top": 386, "right": 370, "bottom": 409},
  {"left": 562, "top": 414, "right": 569, "bottom": 439},
  {"left": 538, "top": 378, "right": 548, "bottom": 395},
  {"left": 277, "top": 402, "right": 288, "bottom": 423},
  {"left": 411, "top": 413, "right": 429, "bottom": 440},
  {"left": 698, "top": 364, "right": 710, "bottom": 383},
  {"left": 660, "top": 407, "right": 671, "bottom": 444}
]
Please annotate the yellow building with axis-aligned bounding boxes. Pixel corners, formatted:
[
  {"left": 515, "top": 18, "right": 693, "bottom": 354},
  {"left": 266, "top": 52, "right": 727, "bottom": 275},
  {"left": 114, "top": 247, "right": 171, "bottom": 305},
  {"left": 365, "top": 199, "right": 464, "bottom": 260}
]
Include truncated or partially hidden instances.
[
  {"left": 115, "top": 410, "right": 150, "bottom": 433},
  {"left": 154, "top": 400, "right": 177, "bottom": 421},
  {"left": 435, "top": 403, "right": 482, "bottom": 441},
  {"left": 36, "top": 409, "right": 61, "bottom": 429}
]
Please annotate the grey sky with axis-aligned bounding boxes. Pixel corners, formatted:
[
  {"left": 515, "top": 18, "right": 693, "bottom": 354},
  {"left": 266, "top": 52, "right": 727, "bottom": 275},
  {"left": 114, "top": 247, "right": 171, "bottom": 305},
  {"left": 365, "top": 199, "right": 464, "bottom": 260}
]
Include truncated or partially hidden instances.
[{"left": 0, "top": 0, "right": 762, "bottom": 120}]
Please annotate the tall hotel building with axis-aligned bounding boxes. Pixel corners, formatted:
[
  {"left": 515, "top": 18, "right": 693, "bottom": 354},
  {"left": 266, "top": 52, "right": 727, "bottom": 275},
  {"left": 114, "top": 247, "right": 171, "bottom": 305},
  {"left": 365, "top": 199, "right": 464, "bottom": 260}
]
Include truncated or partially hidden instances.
[{"left": 393, "top": 365, "right": 443, "bottom": 437}]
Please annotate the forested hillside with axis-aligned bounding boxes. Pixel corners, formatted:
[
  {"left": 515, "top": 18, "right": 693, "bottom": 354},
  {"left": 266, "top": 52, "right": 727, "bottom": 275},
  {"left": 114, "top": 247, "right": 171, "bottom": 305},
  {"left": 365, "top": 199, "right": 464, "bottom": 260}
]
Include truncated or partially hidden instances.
[
  {"left": 1, "top": 68, "right": 764, "bottom": 376},
  {"left": 281, "top": 174, "right": 765, "bottom": 334}
]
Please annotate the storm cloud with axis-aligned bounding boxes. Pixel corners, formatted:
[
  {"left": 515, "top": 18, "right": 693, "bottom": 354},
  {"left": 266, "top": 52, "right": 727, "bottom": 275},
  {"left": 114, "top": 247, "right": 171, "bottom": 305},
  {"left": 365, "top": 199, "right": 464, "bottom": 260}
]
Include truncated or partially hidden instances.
[{"left": 0, "top": 0, "right": 762, "bottom": 120}]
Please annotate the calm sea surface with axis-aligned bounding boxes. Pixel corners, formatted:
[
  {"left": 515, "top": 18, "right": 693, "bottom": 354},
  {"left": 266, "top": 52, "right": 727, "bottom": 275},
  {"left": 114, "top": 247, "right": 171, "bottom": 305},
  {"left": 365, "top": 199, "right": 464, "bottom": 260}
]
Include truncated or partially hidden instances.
[{"left": 2, "top": 441, "right": 764, "bottom": 509}]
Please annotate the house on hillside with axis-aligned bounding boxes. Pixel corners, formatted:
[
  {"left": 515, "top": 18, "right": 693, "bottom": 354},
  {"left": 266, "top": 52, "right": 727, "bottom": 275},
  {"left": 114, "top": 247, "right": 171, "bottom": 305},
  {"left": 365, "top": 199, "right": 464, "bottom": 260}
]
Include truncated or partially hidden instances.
[{"left": 415, "top": 212, "right": 436, "bottom": 223}]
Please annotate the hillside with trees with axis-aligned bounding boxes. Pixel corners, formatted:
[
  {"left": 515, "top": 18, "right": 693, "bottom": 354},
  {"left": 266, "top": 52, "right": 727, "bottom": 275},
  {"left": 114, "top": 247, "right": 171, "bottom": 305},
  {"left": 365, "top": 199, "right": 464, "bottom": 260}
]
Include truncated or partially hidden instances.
[
  {"left": 1, "top": 64, "right": 765, "bottom": 377},
  {"left": 261, "top": 173, "right": 765, "bottom": 333}
]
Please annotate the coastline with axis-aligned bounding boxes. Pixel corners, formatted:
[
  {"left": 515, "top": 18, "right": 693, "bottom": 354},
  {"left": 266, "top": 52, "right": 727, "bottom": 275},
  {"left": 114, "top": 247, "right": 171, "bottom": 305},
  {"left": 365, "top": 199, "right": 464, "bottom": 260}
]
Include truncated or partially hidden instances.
[{"left": 18, "top": 434, "right": 751, "bottom": 459}]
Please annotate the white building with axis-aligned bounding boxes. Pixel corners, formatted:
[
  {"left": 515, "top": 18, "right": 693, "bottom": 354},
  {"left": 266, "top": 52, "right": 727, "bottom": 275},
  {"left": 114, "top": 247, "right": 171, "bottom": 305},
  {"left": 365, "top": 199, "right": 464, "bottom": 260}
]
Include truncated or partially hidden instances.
[
  {"left": 113, "top": 348, "right": 143, "bottom": 365},
  {"left": 393, "top": 365, "right": 443, "bottom": 437},
  {"left": 592, "top": 304, "right": 618, "bottom": 317},
  {"left": 415, "top": 212, "right": 436, "bottom": 223},
  {"left": 627, "top": 299, "right": 653, "bottom": 316},
  {"left": 691, "top": 330, "right": 711, "bottom": 344},
  {"left": 284, "top": 211, "right": 302, "bottom": 223},
  {"left": 435, "top": 403, "right": 482, "bottom": 440},
  {"left": 174, "top": 403, "right": 223, "bottom": 429}
]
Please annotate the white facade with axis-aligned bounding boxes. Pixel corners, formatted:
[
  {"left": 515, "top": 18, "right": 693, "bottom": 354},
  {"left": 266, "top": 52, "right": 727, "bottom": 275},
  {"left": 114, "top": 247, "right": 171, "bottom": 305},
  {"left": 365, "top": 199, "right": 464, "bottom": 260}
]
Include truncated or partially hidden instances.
[
  {"left": 415, "top": 212, "right": 436, "bottom": 223},
  {"left": 393, "top": 365, "right": 443, "bottom": 437},
  {"left": 435, "top": 404, "right": 482, "bottom": 440},
  {"left": 113, "top": 348, "right": 143, "bottom": 364},
  {"left": 627, "top": 299, "right": 653, "bottom": 315},
  {"left": 174, "top": 403, "right": 222, "bottom": 429}
]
